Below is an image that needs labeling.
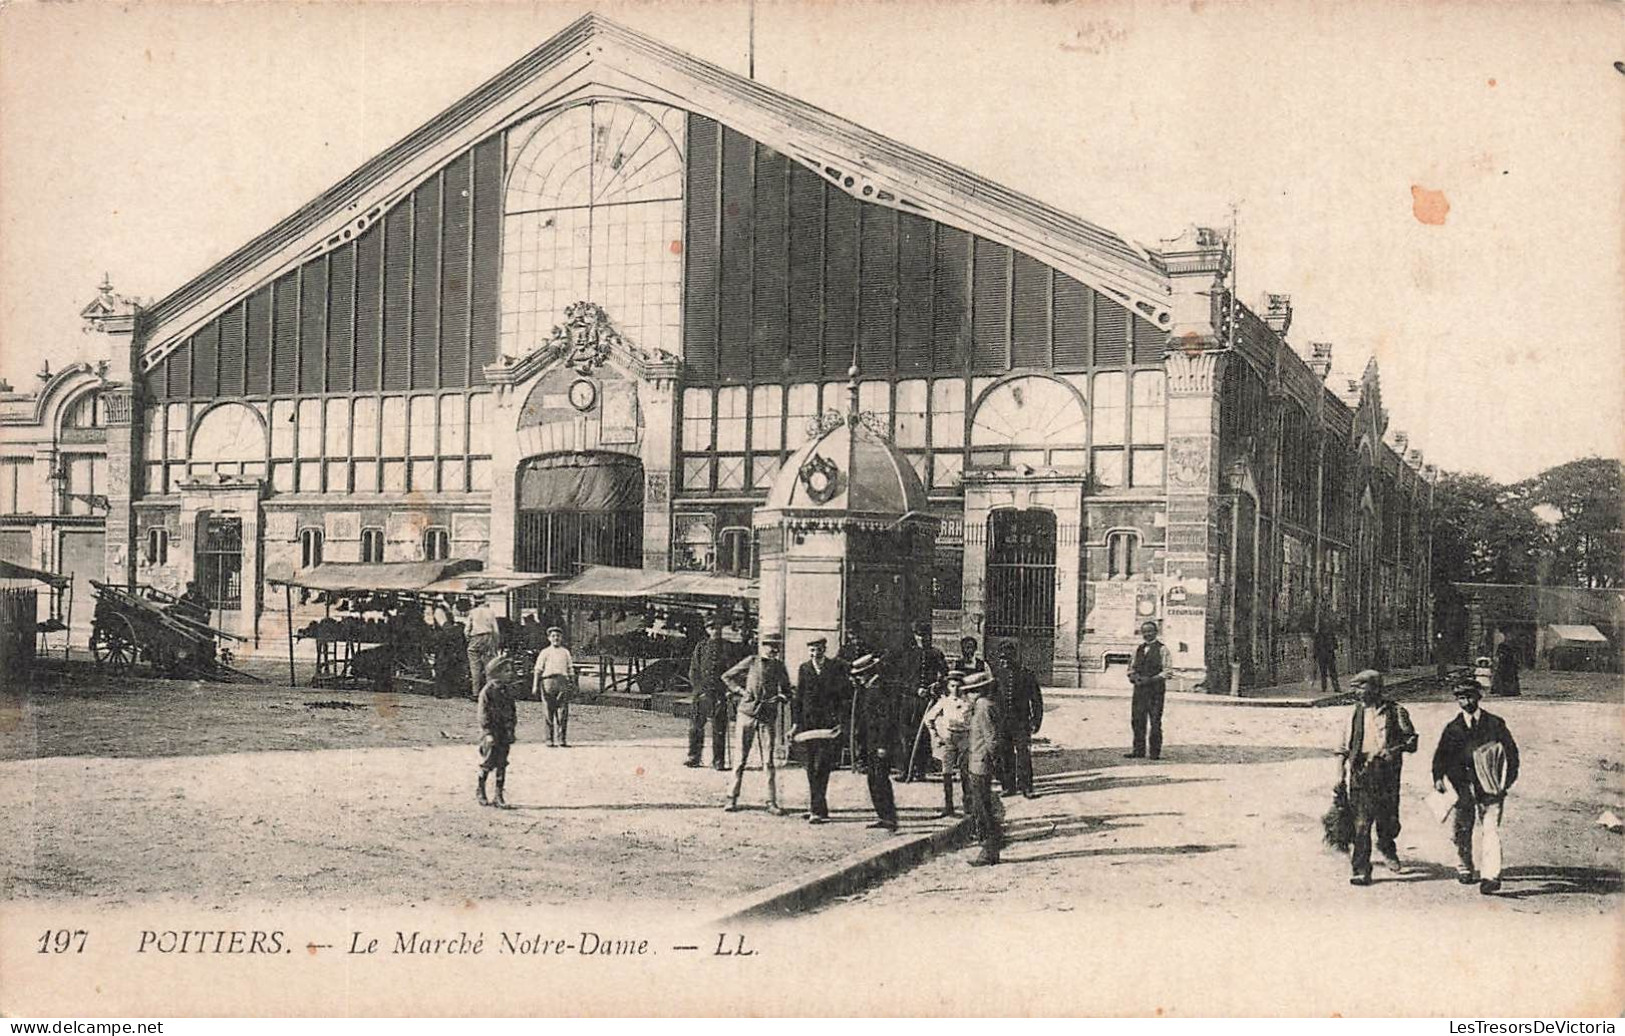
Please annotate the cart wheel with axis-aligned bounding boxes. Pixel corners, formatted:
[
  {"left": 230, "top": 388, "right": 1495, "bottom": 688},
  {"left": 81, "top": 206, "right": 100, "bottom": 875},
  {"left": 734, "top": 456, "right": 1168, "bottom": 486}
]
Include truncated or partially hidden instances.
[{"left": 91, "top": 614, "right": 138, "bottom": 675}]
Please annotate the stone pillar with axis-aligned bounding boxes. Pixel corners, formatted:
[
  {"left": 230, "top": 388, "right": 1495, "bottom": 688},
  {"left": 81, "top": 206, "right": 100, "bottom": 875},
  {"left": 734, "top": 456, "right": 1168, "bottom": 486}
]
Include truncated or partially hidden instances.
[
  {"left": 486, "top": 383, "right": 520, "bottom": 572},
  {"left": 639, "top": 366, "right": 679, "bottom": 572},
  {"left": 1162, "top": 349, "right": 1225, "bottom": 691},
  {"left": 101, "top": 387, "right": 138, "bottom": 585}
]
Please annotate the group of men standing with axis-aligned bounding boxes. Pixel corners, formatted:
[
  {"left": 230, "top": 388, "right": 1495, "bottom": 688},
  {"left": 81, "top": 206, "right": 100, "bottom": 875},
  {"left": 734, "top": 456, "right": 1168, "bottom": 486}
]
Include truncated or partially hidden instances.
[{"left": 689, "top": 618, "right": 1046, "bottom": 867}]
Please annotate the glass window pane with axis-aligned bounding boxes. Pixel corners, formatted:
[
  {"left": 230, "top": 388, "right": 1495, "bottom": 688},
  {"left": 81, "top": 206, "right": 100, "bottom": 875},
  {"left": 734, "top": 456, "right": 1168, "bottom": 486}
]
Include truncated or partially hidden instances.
[
  {"left": 410, "top": 459, "right": 438, "bottom": 492},
  {"left": 351, "top": 397, "right": 379, "bottom": 457},
  {"left": 354, "top": 460, "right": 378, "bottom": 492},
  {"left": 325, "top": 460, "right": 349, "bottom": 493},
  {"left": 716, "top": 454, "right": 745, "bottom": 490},
  {"left": 298, "top": 398, "right": 322, "bottom": 457},
  {"left": 298, "top": 460, "right": 321, "bottom": 492},
  {"left": 468, "top": 458, "right": 492, "bottom": 491},
  {"left": 271, "top": 462, "right": 294, "bottom": 493},
  {"left": 1132, "top": 448, "right": 1165, "bottom": 487},
  {"left": 682, "top": 388, "right": 712, "bottom": 451},
  {"left": 382, "top": 460, "right": 407, "bottom": 493},
  {"left": 785, "top": 384, "right": 820, "bottom": 448},
  {"left": 716, "top": 386, "right": 747, "bottom": 452},
  {"left": 682, "top": 456, "right": 712, "bottom": 491},
  {"left": 894, "top": 379, "right": 928, "bottom": 448},
  {"left": 1093, "top": 448, "right": 1124, "bottom": 487},
  {"left": 931, "top": 379, "right": 965, "bottom": 448},
  {"left": 1132, "top": 371, "right": 1166, "bottom": 446},
  {"left": 270, "top": 402, "right": 296, "bottom": 458},
  {"left": 166, "top": 403, "right": 189, "bottom": 459},
  {"left": 858, "top": 381, "right": 890, "bottom": 426},
  {"left": 750, "top": 385, "right": 782, "bottom": 452},
  {"left": 440, "top": 395, "right": 466, "bottom": 455},
  {"left": 751, "top": 455, "right": 780, "bottom": 490},
  {"left": 409, "top": 395, "right": 437, "bottom": 457},
  {"left": 381, "top": 397, "right": 408, "bottom": 455},
  {"left": 932, "top": 451, "right": 963, "bottom": 489},
  {"left": 467, "top": 393, "right": 492, "bottom": 455},
  {"left": 325, "top": 398, "right": 349, "bottom": 455},
  {"left": 440, "top": 458, "right": 466, "bottom": 493},
  {"left": 1094, "top": 372, "right": 1125, "bottom": 445}
]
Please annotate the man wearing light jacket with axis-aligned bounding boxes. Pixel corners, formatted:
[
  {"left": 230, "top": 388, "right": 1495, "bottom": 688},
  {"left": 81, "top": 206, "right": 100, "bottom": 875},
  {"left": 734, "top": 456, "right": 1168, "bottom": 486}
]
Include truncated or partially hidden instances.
[{"left": 721, "top": 632, "right": 793, "bottom": 815}]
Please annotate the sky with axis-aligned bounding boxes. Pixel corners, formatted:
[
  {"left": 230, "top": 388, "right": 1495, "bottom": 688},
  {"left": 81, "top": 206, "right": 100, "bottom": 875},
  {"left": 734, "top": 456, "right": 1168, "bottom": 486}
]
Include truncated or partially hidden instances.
[{"left": 1, "top": 0, "right": 1620, "bottom": 484}]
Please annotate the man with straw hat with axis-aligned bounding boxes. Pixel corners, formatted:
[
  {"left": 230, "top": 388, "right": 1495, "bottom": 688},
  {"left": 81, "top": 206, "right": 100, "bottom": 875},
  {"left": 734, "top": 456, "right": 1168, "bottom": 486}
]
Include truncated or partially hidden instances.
[
  {"left": 850, "top": 653, "right": 899, "bottom": 831},
  {"left": 1432, "top": 675, "right": 1521, "bottom": 895}
]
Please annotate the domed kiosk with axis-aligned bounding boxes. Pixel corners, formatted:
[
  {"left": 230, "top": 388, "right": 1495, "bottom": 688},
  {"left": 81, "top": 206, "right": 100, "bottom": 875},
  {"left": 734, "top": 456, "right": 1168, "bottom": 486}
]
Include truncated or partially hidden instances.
[{"left": 754, "top": 379, "right": 940, "bottom": 662}]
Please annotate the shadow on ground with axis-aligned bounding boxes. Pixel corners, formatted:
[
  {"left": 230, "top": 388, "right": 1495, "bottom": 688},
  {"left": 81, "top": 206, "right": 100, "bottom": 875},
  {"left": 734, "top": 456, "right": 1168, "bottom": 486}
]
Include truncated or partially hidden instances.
[{"left": 1494, "top": 865, "right": 1624, "bottom": 899}]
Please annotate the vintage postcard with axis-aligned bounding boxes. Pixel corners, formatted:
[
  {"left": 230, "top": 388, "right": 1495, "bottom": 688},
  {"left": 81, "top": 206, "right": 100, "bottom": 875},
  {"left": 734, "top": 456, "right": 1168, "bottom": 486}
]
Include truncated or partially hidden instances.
[{"left": 2, "top": 0, "right": 1621, "bottom": 1018}]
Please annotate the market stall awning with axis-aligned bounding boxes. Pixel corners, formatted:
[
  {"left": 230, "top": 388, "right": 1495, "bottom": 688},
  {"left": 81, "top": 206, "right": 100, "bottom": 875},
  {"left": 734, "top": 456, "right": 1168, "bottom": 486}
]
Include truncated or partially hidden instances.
[
  {"left": 421, "top": 569, "right": 554, "bottom": 594},
  {"left": 653, "top": 571, "right": 759, "bottom": 601},
  {"left": 0, "top": 558, "right": 70, "bottom": 589},
  {"left": 546, "top": 565, "right": 676, "bottom": 599},
  {"left": 1546, "top": 624, "right": 1609, "bottom": 644},
  {"left": 267, "top": 558, "right": 483, "bottom": 593}
]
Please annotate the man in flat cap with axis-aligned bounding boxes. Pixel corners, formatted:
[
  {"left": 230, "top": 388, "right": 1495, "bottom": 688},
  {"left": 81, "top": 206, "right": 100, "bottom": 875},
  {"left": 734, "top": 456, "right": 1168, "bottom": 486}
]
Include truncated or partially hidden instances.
[
  {"left": 851, "top": 653, "right": 899, "bottom": 831},
  {"left": 1337, "top": 669, "right": 1418, "bottom": 885},
  {"left": 791, "top": 635, "right": 851, "bottom": 823},
  {"left": 1432, "top": 676, "right": 1520, "bottom": 894},
  {"left": 721, "top": 631, "right": 793, "bottom": 814},
  {"left": 686, "top": 614, "right": 738, "bottom": 769},
  {"left": 531, "top": 625, "right": 577, "bottom": 747},
  {"left": 898, "top": 620, "right": 949, "bottom": 782},
  {"left": 994, "top": 641, "right": 1044, "bottom": 798}
]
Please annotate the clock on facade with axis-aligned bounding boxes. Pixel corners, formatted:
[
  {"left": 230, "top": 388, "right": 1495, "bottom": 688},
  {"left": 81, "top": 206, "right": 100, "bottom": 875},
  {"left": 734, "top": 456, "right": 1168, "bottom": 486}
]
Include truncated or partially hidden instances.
[{"left": 567, "top": 378, "right": 598, "bottom": 412}]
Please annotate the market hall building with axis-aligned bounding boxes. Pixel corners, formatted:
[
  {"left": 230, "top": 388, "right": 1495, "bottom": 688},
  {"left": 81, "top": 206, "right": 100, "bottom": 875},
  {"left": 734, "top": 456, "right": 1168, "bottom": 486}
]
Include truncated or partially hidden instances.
[{"left": 49, "top": 15, "right": 1434, "bottom": 690}]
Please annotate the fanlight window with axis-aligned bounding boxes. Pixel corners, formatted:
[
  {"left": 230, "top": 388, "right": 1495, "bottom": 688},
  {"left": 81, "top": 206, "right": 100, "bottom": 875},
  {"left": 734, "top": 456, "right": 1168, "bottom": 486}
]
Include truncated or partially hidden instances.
[
  {"left": 968, "top": 377, "right": 1088, "bottom": 469},
  {"left": 501, "top": 101, "right": 686, "bottom": 359},
  {"left": 189, "top": 403, "right": 266, "bottom": 478}
]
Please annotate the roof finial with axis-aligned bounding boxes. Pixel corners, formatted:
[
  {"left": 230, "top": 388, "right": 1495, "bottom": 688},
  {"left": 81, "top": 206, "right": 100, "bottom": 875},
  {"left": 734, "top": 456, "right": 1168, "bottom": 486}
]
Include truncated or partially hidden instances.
[
  {"left": 99, "top": 272, "right": 113, "bottom": 294},
  {"left": 847, "top": 348, "right": 860, "bottom": 426}
]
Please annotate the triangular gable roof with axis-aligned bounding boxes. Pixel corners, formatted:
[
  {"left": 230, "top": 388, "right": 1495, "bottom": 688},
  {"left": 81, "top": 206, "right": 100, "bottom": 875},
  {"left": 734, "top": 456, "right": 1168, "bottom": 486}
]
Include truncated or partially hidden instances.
[{"left": 138, "top": 14, "right": 1173, "bottom": 368}]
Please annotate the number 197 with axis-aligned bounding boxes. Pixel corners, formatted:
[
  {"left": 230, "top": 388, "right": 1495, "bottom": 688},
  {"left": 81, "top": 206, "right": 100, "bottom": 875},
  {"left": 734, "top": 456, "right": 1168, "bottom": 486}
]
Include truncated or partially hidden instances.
[{"left": 37, "top": 929, "right": 87, "bottom": 953}]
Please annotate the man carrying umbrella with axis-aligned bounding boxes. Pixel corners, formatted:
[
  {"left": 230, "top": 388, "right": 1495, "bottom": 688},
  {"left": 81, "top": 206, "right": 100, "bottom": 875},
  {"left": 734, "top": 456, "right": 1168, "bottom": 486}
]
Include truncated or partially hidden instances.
[{"left": 1432, "top": 675, "right": 1520, "bottom": 894}]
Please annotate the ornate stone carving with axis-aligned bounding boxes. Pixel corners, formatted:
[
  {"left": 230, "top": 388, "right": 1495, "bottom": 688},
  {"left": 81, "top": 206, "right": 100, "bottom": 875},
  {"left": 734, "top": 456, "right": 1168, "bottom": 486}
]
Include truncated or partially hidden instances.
[
  {"left": 1165, "top": 350, "right": 1219, "bottom": 396},
  {"left": 1167, "top": 436, "right": 1210, "bottom": 491},
  {"left": 549, "top": 301, "right": 624, "bottom": 374}
]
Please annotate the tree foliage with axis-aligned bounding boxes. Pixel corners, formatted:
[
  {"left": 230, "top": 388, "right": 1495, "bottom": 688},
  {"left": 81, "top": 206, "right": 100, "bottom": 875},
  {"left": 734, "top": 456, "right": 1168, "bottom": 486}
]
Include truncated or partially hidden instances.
[{"left": 1431, "top": 457, "right": 1624, "bottom": 590}]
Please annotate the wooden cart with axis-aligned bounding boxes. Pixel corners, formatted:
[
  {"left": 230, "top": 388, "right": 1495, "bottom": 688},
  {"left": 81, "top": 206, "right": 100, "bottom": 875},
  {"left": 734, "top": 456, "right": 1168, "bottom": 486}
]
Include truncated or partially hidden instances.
[{"left": 87, "top": 581, "right": 259, "bottom": 683}]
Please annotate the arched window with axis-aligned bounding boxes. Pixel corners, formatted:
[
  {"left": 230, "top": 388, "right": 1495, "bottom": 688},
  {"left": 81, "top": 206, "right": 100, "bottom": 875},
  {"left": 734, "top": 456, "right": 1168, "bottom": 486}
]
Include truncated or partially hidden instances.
[
  {"left": 968, "top": 376, "right": 1088, "bottom": 471},
  {"left": 189, "top": 403, "right": 266, "bottom": 479},
  {"left": 1106, "top": 529, "right": 1139, "bottom": 579},
  {"left": 501, "top": 101, "right": 685, "bottom": 358},
  {"left": 360, "top": 527, "right": 385, "bottom": 564},
  {"left": 423, "top": 527, "right": 450, "bottom": 561},
  {"left": 300, "top": 528, "right": 324, "bottom": 569},
  {"left": 63, "top": 392, "right": 104, "bottom": 429},
  {"left": 145, "top": 527, "right": 169, "bottom": 566}
]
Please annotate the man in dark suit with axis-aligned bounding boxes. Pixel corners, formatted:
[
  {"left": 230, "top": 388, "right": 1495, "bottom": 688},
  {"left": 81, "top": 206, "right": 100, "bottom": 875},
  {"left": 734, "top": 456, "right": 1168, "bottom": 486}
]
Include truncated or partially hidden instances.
[
  {"left": 1312, "top": 620, "right": 1340, "bottom": 694},
  {"left": 686, "top": 614, "right": 737, "bottom": 770},
  {"left": 1126, "top": 620, "right": 1170, "bottom": 759},
  {"left": 897, "top": 621, "right": 948, "bottom": 782},
  {"left": 1338, "top": 669, "right": 1418, "bottom": 885},
  {"left": 993, "top": 641, "right": 1044, "bottom": 798},
  {"left": 1432, "top": 676, "right": 1520, "bottom": 894},
  {"left": 790, "top": 636, "right": 851, "bottom": 823},
  {"left": 851, "top": 653, "right": 899, "bottom": 831}
]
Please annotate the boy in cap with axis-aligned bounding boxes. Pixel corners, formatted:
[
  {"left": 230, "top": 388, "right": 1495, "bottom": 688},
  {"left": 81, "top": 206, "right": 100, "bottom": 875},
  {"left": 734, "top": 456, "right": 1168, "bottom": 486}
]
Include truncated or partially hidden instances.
[
  {"left": 791, "top": 635, "right": 850, "bottom": 822},
  {"left": 1432, "top": 676, "right": 1520, "bottom": 894},
  {"left": 1337, "top": 670, "right": 1418, "bottom": 885},
  {"left": 531, "top": 625, "right": 577, "bottom": 747},
  {"left": 851, "top": 653, "right": 899, "bottom": 831},
  {"left": 476, "top": 652, "right": 521, "bottom": 808},
  {"left": 923, "top": 669, "right": 972, "bottom": 818},
  {"left": 686, "top": 614, "right": 737, "bottom": 769},
  {"left": 964, "top": 668, "right": 1005, "bottom": 865},
  {"left": 721, "top": 631, "right": 793, "bottom": 814}
]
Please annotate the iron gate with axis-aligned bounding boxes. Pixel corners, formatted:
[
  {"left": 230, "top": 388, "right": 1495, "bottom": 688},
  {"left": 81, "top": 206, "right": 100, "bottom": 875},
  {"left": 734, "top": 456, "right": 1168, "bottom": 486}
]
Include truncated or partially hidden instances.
[
  {"left": 197, "top": 516, "right": 243, "bottom": 611},
  {"left": 985, "top": 509, "right": 1057, "bottom": 674}
]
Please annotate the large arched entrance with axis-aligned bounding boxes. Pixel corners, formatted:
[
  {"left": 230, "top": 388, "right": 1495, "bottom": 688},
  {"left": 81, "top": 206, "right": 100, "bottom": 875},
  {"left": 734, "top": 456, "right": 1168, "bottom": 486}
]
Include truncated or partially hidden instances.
[{"left": 514, "top": 451, "right": 644, "bottom": 576}]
